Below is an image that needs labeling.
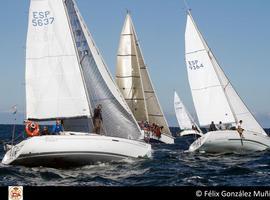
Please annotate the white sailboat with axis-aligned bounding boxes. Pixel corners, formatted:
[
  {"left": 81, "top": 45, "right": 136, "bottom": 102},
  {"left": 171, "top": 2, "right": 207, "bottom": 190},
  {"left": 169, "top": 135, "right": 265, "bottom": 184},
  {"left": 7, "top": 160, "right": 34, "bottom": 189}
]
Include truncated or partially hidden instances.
[
  {"left": 115, "top": 13, "right": 175, "bottom": 144},
  {"left": 2, "top": 0, "right": 151, "bottom": 167},
  {"left": 174, "top": 91, "right": 203, "bottom": 137},
  {"left": 185, "top": 10, "right": 270, "bottom": 153}
]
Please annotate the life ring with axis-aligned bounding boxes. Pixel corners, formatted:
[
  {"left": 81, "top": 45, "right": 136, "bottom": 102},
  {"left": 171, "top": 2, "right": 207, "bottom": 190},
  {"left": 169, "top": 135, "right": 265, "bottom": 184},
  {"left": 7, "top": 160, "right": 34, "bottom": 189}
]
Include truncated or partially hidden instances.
[{"left": 25, "top": 121, "right": 40, "bottom": 137}]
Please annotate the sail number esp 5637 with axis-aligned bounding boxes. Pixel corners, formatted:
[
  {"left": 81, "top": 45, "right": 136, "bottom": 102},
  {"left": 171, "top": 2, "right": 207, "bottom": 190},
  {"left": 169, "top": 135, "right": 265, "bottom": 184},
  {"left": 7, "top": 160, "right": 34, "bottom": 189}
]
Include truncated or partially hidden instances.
[
  {"left": 32, "top": 11, "right": 54, "bottom": 27},
  {"left": 188, "top": 60, "right": 204, "bottom": 70}
]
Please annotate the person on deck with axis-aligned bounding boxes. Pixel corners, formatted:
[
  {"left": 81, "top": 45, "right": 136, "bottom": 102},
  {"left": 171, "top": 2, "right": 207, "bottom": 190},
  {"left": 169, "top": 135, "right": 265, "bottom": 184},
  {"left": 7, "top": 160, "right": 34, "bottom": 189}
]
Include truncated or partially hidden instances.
[
  {"left": 153, "top": 124, "right": 161, "bottom": 138},
  {"left": 155, "top": 125, "right": 162, "bottom": 138},
  {"left": 139, "top": 121, "right": 144, "bottom": 130},
  {"left": 93, "top": 104, "right": 103, "bottom": 134},
  {"left": 237, "top": 120, "right": 245, "bottom": 138},
  {"left": 51, "top": 120, "right": 64, "bottom": 134},
  {"left": 192, "top": 124, "right": 200, "bottom": 133},
  {"left": 209, "top": 121, "right": 217, "bottom": 132},
  {"left": 218, "top": 121, "right": 226, "bottom": 130},
  {"left": 41, "top": 126, "right": 50, "bottom": 135}
]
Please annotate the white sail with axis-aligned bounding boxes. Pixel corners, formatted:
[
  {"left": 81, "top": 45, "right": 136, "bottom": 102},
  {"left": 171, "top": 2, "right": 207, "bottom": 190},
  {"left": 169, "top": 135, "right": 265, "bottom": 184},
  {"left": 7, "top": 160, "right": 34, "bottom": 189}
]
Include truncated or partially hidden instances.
[
  {"left": 25, "top": 0, "right": 90, "bottom": 120},
  {"left": 185, "top": 11, "right": 266, "bottom": 135},
  {"left": 116, "top": 14, "right": 171, "bottom": 135},
  {"left": 174, "top": 91, "right": 196, "bottom": 130},
  {"left": 66, "top": 0, "right": 142, "bottom": 139},
  {"left": 185, "top": 14, "right": 235, "bottom": 127},
  {"left": 209, "top": 47, "right": 266, "bottom": 135}
]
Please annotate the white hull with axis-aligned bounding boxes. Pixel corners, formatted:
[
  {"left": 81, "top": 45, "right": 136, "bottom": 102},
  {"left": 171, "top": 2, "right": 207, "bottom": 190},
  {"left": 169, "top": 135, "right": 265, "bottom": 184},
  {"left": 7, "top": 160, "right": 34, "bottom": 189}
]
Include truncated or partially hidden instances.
[
  {"left": 188, "top": 130, "right": 270, "bottom": 153},
  {"left": 150, "top": 133, "right": 175, "bottom": 144},
  {"left": 142, "top": 130, "right": 175, "bottom": 144},
  {"left": 2, "top": 133, "right": 151, "bottom": 167},
  {"left": 180, "top": 130, "right": 203, "bottom": 137}
]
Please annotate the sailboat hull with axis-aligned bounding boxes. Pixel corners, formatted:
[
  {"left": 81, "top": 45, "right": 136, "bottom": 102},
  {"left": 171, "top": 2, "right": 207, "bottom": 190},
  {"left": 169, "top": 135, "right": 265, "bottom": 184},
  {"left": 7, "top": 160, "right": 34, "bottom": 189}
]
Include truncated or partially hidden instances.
[
  {"left": 188, "top": 130, "right": 270, "bottom": 154},
  {"left": 179, "top": 130, "right": 203, "bottom": 137},
  {"left": 142, "top": 131, "right": 175, "bottom": 144},
  {"left": 149, "top": 134, "right": 175, "bottom": 144},
  {"left": 1, "top": 133, "right": 151, "bottom": 168}
]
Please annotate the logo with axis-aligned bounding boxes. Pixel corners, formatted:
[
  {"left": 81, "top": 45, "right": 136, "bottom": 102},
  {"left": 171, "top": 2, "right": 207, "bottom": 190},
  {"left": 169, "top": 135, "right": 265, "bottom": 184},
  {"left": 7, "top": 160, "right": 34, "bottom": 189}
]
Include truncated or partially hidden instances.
[
  {"left": 196, "top": 190, "right": 202, "bottom": 197},
  {"left": 9, "top": 186, "right": 23, "bottom": 200}
]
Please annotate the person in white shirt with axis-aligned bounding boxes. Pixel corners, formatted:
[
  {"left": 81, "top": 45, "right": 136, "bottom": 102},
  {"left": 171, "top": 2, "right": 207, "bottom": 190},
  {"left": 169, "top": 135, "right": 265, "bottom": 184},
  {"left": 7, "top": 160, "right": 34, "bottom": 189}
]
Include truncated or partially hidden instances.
[
  {"left": 218, "top": 121, "right": 226, "bottom": 130},
  {"left": 237, "top": 120, "right": 244, "bottom": 138}
]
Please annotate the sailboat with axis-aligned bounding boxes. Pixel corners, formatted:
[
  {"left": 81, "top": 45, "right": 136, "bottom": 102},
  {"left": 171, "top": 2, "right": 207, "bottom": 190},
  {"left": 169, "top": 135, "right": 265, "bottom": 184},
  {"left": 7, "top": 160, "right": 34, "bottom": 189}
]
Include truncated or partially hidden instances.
[
  {"left": 174, "top": 91, "right": 203, "bottom": 137},
  {"left": 1, "top": 0, "right": 151, "bottom": 167},
  {"left": 185, "top": 10, "right": 270, "bottom": 153},
  {"left": 115, "top": 13, "right": 175, "bottom": 144}
]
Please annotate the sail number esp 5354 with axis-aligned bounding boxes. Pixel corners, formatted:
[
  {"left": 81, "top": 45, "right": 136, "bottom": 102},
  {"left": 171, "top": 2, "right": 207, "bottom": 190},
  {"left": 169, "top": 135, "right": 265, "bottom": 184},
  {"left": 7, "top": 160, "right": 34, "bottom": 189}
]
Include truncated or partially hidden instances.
[
  {"left": 32, "top": 11, "right": 54, "bottom": 27},
  {"left": 187, "top": 60, "right": 204, "bottom": 70}
]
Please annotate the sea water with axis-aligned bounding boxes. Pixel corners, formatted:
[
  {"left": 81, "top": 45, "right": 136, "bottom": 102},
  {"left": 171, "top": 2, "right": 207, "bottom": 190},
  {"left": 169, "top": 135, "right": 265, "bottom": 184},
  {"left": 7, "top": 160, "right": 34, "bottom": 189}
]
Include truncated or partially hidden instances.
[{"left": 0, "top": 125, "right": 270, "bottom": 186}]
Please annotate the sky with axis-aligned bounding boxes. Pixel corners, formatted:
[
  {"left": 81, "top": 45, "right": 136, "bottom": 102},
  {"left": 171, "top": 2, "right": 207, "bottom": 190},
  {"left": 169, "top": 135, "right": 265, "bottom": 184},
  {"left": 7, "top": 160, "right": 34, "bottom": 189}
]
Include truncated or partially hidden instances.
[{"left": 0, "top": 0, "right": 269, "bottom": 127}]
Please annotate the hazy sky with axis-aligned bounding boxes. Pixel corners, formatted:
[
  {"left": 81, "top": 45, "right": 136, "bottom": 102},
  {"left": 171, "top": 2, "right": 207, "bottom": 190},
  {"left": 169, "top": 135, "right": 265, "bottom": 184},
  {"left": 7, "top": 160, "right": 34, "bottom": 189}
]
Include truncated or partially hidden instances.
[{"left": 0, "top": 0, "right": 269, "bottom": 127}]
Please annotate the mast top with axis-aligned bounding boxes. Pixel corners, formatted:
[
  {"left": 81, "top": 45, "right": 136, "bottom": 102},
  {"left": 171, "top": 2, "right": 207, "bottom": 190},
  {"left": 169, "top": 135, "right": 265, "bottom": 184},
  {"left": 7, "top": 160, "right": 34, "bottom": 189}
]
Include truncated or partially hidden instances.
[
  {"left": 126, "top": 9, "right": 131, "bottom": 15},
  {"left": 183, "top": 0, "right": 192, "bottom": 14}
]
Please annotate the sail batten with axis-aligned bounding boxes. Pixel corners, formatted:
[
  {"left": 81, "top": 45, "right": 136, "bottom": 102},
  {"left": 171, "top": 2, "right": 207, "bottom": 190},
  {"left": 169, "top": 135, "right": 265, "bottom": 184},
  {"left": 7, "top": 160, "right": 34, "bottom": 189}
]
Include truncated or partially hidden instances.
[{"left": 185, "top": 11, "right": 266, "bottom": 135}]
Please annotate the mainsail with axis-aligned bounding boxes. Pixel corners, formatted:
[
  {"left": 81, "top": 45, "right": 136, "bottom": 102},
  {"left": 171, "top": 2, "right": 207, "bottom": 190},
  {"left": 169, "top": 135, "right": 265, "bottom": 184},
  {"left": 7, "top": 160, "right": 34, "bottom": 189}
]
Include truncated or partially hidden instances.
[
  {"left": 26, "top": 0, "right": 142, "bottom": 140},
  {"left": 174, "top": 91, "right": 200, "bottom": 131},
  {"left": 116, "top": 13, "right": 171, "bottom": 135},
  {"left": 26, "top": 0, "right": 90, "bottom": 120},
  {"left": 185, "top": 11, "right": 266, "bottom": 135}
]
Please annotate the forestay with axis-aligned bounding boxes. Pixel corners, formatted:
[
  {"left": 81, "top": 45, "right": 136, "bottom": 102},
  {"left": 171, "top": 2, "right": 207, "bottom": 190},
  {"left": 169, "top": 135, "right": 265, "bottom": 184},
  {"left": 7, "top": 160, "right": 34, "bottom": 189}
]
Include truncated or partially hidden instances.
[{"left": 185, "top": 11, "right": 266, "bottom": 135}]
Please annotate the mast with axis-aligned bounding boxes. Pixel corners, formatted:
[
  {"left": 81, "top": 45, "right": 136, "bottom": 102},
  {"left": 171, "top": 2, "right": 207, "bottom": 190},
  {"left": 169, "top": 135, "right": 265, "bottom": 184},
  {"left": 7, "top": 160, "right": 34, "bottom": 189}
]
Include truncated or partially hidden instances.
[{"left": 129, "top": 13, "right": 149, "bottom": 122}]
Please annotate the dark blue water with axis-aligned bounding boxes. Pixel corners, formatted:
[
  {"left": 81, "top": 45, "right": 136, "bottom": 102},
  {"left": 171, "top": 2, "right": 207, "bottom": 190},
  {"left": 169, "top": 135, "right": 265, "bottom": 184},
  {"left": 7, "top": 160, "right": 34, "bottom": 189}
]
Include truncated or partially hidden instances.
[{"left": 0, "top": 125, "right": 270, "bottom": 186}]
